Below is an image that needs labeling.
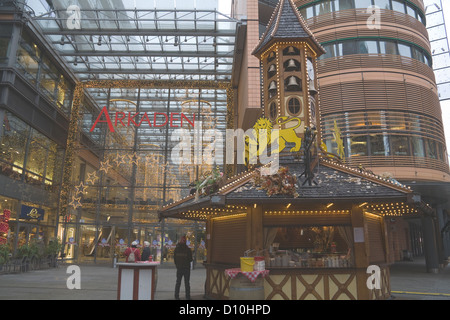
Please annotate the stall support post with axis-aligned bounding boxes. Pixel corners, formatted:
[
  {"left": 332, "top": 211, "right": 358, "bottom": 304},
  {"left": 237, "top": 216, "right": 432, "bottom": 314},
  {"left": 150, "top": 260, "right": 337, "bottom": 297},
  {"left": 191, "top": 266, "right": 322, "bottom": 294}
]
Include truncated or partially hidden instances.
[
  {"left": 351, "top": 205, "right": 370, "bottom": 300},
  {"left": 248, "top": 205, "right": 263, "bottom": 253},
  {"left": 205, "top": 218, "right": 213, "bottom": 264}
]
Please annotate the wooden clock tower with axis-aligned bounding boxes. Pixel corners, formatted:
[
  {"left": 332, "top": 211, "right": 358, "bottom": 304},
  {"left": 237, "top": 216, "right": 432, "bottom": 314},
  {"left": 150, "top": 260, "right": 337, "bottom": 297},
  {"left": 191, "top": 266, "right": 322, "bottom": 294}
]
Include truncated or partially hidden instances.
[{"left": 252, "top": 0, "right": 326, "bottom": 143}]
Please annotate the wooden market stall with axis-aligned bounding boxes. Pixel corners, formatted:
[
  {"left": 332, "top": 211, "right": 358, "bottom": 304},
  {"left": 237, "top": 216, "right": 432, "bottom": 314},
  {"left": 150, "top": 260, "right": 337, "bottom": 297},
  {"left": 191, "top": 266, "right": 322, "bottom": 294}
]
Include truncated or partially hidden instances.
[{"left": 158, "top": 156, "right": 430, "bottom": 300}]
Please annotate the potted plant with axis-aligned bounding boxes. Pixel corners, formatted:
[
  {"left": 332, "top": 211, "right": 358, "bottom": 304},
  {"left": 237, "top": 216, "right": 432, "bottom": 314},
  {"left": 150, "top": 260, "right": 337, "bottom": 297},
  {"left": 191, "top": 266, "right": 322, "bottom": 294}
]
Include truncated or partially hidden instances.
[
  {"left": 45, "top": 237, "right": 62, "bottom": 268},
  {"left": 0, "top": 244, "right": 11, "bottom": 272},
  {"left": 16, "top": 244, "right": 36, "bottom": 272}
]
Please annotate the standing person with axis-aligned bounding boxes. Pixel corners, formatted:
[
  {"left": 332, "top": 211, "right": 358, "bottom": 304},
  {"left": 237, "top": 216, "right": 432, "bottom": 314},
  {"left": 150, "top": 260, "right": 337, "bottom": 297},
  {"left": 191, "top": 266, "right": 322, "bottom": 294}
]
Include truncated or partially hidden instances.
[
  {"left": 141, "top": 241, "right": 151, "bottom": 261},
  {"left": 124, "top": 241, "right": 141, "bottom": 262},
  {"left": 173, "top": 236, "right": 193, "bottom": 300}
]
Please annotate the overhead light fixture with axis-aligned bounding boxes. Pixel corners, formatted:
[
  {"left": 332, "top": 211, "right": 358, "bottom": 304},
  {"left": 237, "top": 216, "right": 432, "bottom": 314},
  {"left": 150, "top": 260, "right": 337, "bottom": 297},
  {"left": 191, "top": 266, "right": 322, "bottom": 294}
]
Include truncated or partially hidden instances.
[
  {"left": 254, "top": 203, "right": 257, "bottom": 208},
  {"left": 60, "top": 36, "right": 64, "bottom": 46},
  {"left": 326, "top": 203, "right": 334, "bottom": 208},
  {"left": 286, "top": 203, "right": 291, "bottom": 209},
  {"left": 97, "top": 36, "right": 102, "bottom": 46}
]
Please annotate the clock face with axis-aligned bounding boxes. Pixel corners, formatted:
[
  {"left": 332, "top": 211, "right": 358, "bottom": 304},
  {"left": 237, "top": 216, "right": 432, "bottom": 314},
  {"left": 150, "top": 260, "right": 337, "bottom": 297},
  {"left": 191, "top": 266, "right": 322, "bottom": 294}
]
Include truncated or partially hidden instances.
[{"left": 307, "top": 60, "right": 315, "bottom": 80}]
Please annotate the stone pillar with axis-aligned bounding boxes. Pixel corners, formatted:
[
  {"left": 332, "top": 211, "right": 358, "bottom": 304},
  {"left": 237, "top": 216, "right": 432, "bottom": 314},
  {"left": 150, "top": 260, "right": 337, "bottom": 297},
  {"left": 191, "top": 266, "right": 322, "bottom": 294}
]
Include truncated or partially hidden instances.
[{"left": 422, "top": 215, "right": 439, "bottom": 273}]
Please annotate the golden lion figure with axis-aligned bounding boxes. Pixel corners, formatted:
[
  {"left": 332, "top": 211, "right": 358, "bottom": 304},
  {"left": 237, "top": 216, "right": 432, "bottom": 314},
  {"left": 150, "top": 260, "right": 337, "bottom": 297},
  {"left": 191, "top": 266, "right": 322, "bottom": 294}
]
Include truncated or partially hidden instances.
[{"left": 245, "top": 116, "right": 302, "bottom": 164}]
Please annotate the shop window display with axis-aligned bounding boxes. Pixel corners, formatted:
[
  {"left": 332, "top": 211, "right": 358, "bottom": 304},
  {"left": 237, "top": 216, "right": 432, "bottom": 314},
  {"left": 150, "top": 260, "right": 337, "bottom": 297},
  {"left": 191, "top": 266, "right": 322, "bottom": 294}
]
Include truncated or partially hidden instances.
[{"left": 265, "top": 226, "right": 354, "bottom": 268}]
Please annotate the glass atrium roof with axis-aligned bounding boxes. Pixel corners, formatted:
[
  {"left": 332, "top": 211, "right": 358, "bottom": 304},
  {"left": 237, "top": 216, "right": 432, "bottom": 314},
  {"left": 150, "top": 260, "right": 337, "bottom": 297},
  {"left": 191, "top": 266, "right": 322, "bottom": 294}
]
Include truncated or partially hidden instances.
[{"left": 26, "top": 0, "right": 238, "bottom": 82}]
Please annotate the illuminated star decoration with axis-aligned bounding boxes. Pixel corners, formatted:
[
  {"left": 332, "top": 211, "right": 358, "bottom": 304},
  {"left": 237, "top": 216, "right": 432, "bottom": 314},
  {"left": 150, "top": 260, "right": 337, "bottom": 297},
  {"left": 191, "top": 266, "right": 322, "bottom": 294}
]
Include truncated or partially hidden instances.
[
  {"left": 85, "top": 171, "right": 98, "bottom": 185},
  {"left": 99, "top": 159, "right": 112, "bottom": 173},
  {"left": 69, "top": 196, "right": 82, "bottom": 209},
  {"left": 114, "top": 153, "right": 127, "bottom": 166},
  {"left": 74, "top": 181, "right": 87, "bottom": 195},
  {"left": 128, "top": 152, "right": 141, "bottom": 166}
]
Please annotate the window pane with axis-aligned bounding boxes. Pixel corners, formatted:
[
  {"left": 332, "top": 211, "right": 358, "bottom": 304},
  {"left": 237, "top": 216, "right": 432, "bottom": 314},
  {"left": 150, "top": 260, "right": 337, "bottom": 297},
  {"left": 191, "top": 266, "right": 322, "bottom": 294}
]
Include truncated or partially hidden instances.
[
  {"left": 358, "top": 0, "right": 373, "bottom": 9},
  {"left": 374, "top": 0, "right": 390, "bottom": 10},
  {"left": 306, "top": 6, "right": 314, "bottom": 19},
  {"left": 0, "top": 113, "right": 29, "bottom": 178},
  {"left": 25, "top": 129, "right": 49, "bottom": 185},
  {"left": 380, "top": 41, "right": 398, "bottom": 55},
  {"left": 398, "top": 43, "right": 412, "bottom": 58},
  {"left": 350, "top": 135, "right": 367, "bottom": 156},
  {"left": 425, "top": 139, "right": 437, "bottom": 159},
  {"left": 342, "top": 41, "right": 357, "bottom": 55},
  {"left": 370, "top": 134, "right": 389, "bottom": 156},
  {"left": 16, "top": 47, "right": 39, "bottom": 83},
  {"left": 336, "top": 0, "right": 355, "bottom": 10},
  {"left": 321, "top": 44, "right": 337, "bottom": 59},
  {"left": 317, "top": 0, "right": 333, "bottom": 14},
  {"left": 411, "top": 136, "right": 425, "bottom": 157},
  {"left": 391, "top": 135, "right": 409, "bottom": 156},
  {"left": 406, "top": 5, "right": 416, "bottom": 19},
  {"left": 56, "top": 76, "right": 73, "bottom": 115},
  {"left": 300, "top": 8, "right": 308, "bottom": 19},
  {"left": 359, "top": 40, "right": 378, "bottom": 54},
  {"left": 391, "top": 0, "right": 405, "bottom": 13}
]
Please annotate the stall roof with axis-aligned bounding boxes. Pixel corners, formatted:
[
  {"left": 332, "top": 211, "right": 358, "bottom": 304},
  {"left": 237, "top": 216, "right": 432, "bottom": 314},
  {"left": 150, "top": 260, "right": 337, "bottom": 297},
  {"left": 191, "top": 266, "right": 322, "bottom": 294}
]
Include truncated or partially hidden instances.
[
  {"left": 252, "top": 0, "right": 325, "bottom": 57},
  {"left": 158, "top": 157, "right": 425, "bottom": 221}
]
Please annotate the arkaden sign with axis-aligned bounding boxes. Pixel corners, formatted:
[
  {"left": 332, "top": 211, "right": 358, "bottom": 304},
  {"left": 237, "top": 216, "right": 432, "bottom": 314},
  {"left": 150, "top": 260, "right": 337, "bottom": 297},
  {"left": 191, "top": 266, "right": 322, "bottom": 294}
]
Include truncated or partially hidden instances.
[{"left": 89, "top": 106, "right": 196, "bottom": 133}]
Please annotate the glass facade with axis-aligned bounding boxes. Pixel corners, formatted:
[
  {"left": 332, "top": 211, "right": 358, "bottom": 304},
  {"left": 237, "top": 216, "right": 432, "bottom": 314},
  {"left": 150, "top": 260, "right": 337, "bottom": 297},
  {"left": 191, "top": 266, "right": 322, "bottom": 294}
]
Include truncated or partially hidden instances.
[
  {"left": 319, "top": 38, "right": 432, "bottom": 66},
  {"left": 323, "top": 110, "right": 448, "bottom": 165},
  {"left": 0, "top": 112, "right": 64, "bottom": 189},
  {"left": 15, "top": 31, "right": 74, "bottom": 115},
  {"left": 62, "top": 85, "right": 228, "bottom": 263},
  {"left": 299, "top": 0, "right": 426, "bottom": 24}
]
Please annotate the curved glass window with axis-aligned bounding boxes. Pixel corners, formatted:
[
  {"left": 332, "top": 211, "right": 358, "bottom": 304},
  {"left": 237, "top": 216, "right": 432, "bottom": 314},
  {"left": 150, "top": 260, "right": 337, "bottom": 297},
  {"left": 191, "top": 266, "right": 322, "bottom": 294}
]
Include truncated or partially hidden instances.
[
  {"left": 299, "top": 0, "right": 426, "bottom": 25},
  {"left": 319, "top": 38, "right": 432, "bottom": 67},
  {"left": 322, "top": 111, "right": 447, "bottom": 162}
]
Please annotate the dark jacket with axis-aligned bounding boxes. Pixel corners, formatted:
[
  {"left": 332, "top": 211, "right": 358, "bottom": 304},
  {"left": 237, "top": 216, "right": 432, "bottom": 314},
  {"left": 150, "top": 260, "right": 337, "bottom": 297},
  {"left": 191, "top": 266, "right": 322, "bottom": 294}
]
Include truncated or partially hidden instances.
[
  {"left": 141, "top": 247, "right": 151, "bottom": 261},
  {"left": 173, "top": 243, "right": 193, "bottom": 269}
]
